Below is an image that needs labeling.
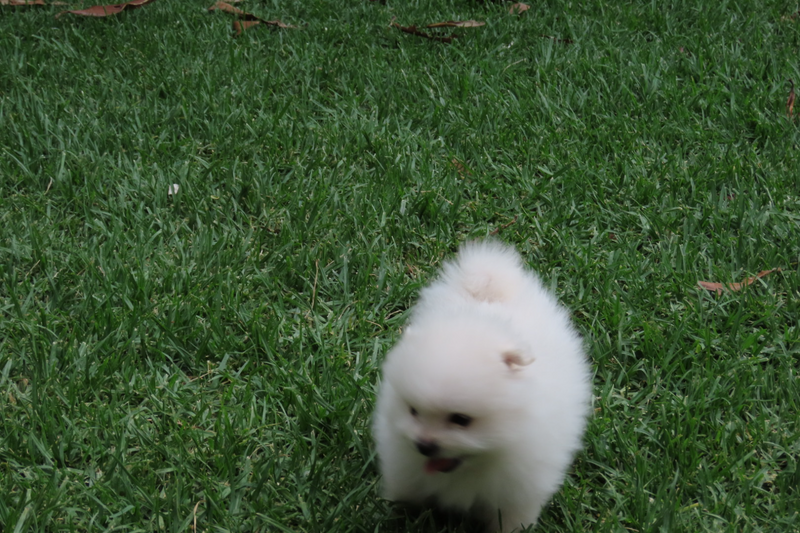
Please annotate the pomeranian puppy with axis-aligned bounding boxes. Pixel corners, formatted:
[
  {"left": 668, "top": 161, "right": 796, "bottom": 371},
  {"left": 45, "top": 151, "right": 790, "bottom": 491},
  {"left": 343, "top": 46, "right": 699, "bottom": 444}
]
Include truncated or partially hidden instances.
[{"left": 373, "top": 240, "right": 591, "bottom": 532}]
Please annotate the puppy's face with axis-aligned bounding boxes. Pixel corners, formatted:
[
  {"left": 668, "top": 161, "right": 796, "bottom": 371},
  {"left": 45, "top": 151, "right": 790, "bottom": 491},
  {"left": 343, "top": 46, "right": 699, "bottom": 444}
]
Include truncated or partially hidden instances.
[
  {"left": 400, "top": 399, "right": 497, "bottom": 474},
  {"left": 382, "top": 318, "right": 532, "bottom": 474}
]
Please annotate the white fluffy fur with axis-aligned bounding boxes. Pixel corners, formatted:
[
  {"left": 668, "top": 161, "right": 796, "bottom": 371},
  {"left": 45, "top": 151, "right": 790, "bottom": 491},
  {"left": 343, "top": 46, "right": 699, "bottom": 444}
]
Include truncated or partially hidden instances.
[{"left": 373, "top": 240, "right": 591, "bottom": 532}]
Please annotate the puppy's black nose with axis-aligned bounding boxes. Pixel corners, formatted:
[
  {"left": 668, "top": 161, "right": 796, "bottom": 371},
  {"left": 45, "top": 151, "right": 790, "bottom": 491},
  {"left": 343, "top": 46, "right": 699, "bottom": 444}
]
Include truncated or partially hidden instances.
[{"left": 415, "top": 440, "right": 439, "bottom": 457}]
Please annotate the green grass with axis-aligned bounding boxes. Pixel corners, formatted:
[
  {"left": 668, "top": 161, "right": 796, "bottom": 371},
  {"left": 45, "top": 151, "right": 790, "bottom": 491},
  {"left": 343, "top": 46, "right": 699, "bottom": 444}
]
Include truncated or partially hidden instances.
[{"left": 1, "top": 0, "right": 799, "bottom": 531}]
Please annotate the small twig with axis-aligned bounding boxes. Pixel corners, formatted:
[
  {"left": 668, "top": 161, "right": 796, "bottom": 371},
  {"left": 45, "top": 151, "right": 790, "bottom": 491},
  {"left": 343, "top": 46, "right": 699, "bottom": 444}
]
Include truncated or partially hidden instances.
[
  {"left": 490, "top": 216, "right": 518, "bottom": 235},
  {"left": 502, "top": 58, "right": 526, "bottom": 74},
  {"left": 25, "top": 260, "right": 40, "bottom": 278}
]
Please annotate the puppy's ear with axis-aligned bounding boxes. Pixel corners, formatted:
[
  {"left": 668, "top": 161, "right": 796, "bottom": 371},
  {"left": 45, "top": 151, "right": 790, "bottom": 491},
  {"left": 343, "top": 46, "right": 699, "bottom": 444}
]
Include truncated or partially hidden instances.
[{"left": 501, "top": 349, "right": 534, "bottom": 371}]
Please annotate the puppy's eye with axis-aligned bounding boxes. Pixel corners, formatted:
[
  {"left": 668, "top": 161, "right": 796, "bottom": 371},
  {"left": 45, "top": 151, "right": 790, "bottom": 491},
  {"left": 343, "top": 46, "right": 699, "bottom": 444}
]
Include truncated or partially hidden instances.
[
  {"left": 448, "top": 413, "right": 473, "bottom": 427},
  {"left": 410, "top": 407, "right": 418, "bottom": 417}
]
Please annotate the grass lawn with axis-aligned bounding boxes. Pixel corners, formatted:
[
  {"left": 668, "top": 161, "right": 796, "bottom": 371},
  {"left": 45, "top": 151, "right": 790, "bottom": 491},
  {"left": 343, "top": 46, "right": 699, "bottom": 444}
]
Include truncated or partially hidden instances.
[{"left": 1, "top": 0, "right": 799, "bottom": 531}]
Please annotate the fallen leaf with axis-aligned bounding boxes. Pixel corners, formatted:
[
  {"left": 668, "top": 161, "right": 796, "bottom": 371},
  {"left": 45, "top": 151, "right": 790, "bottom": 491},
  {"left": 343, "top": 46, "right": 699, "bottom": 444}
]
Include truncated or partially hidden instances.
[
  {"left": 391, "top": 21, "right": 456, "bottom": 43},
  {"left": 208, "top": 1, "right": 245, "bottom": 16},
  {"left": 698, "top": 269, "right": 781, "bottom": 295},
  {"left": 509, "top": 3, "right": 529, "bottom": 15},
  {"left": 427, "top": 20, "right": 485, "bottom": 28},
  {"left": 540, "top": 34, "right": 574, "bottom": 45},
  {"left": 2, "top": 0, "right": 66, "bottom": 4},
  {"left": 787, "top": 79, "right": 795, "bottom": 119},
  {"left": 233, "top": 20, "right": 261, "bottom": 36},
  {"left": 209, "top": 1, "right": 295, "bottom": 34},
  {"left": 261, "top": 19, "right": 292, "bottom": 29},
  {"left": 451, "top": 158, "right": 471, "bottom": 177},
  {"left": 57, "top": 0, "right": 155, "bottom": 17}
]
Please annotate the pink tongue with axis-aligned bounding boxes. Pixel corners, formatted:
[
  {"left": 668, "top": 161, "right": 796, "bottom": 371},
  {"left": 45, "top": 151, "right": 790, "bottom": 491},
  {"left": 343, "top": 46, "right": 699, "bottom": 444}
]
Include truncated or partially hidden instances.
[{"left": 425, "top": 458, "right": 460, "bottom": 474}]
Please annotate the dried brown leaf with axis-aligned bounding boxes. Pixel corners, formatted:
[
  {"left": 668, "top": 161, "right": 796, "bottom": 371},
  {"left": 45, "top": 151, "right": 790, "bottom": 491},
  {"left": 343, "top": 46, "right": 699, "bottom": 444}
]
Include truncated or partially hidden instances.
[
  {"left": 540, "top": 34, "right": 574, "bottom": 45},
  {"left": 787, "top": 79, "right": 795, "bottom": 119},
  {"left": 427, "top": 20, "right": 485, "bottom": 28},
  {"left": 391, "top": 22, "right": 456, "bottom": 43},
  {"left": 56, "top": 0, "right": 155, "bottom": 17},
  {"left": 698, "top": 269, "right": 781, "bottom": 295},
  {"left": 233, "top": 19, "right": 260, "bottom": 36},
  {"left": 210, "top": 1, "right": 295, "bottom": 32},
  {"left": 262, "top": 19, "right": 293, "bottom": 29},
  {"left": 2, "top": 0, "right": 67, "bottom": 4},
  {"left": 2, "top": 0, "right": 69, "bottom": 4},
  {"left": 451, "top": 158, "right": 471, "bottom": 177},
  {"left": 509, "top": 3, "right": 530, "bottom": 15},
  {"left": 208, "top": 1, "right": 245, "bottom": 16}
]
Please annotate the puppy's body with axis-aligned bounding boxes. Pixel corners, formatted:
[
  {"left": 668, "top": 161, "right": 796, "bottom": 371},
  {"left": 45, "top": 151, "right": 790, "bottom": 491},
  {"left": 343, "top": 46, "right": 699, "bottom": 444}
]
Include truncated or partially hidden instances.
[{"left": 373, "top": 241, "right": 591, "bottom": 532}]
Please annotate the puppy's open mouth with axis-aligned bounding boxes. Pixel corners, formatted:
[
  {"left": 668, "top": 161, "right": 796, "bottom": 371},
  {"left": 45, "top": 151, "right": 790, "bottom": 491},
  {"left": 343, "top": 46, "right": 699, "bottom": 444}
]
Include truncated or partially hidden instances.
[{"left": 425, "top": 457, "right": 463, "bottom": 474}]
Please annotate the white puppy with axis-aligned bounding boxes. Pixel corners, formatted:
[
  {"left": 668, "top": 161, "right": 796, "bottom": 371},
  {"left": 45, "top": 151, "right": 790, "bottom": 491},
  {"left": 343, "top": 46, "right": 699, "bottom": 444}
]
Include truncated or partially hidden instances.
[{"left": 373, "top": 240, "right": 591, "bottom": 532}]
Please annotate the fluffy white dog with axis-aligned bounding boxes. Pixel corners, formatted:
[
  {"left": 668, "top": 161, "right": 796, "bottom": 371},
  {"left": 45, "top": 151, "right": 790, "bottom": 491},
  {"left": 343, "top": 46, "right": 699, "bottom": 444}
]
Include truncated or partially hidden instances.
[{"left": 373, "top": 240, "right": 591, "bottom": 532}]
